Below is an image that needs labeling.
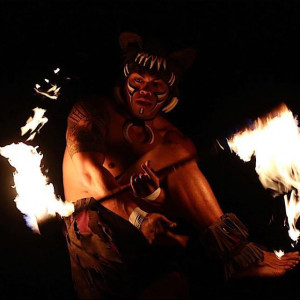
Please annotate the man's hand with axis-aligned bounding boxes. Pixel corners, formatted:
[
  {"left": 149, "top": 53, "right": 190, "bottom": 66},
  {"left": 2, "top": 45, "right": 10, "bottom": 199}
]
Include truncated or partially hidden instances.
[
  {"left": 140, "top": 213, "right": 189, "bottom": 247},
  {"left": 130, "top": 160, "right": 160, "bottom": 199}
]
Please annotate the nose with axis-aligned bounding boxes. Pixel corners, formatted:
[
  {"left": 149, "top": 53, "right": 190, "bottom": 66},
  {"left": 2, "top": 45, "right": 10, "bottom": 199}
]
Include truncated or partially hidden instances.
[{"left": 139, "top": 83, "right": 152, "bottom": 96}]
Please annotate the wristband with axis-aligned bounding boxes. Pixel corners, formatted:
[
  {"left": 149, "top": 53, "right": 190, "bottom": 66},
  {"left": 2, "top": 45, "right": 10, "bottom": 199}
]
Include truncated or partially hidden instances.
[
  {"left": 142, "top": 187, "right": 161, "bottom": 201},
  {"left": 129, "top": 207, "right": 148, "bottom": 230}
]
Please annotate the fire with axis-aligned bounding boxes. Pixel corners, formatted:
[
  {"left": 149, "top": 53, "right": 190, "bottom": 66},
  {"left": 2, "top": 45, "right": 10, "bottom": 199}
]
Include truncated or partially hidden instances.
[
  {"left": 0, "top": 68, "right": 74, "bottom": 233},
  {"left": 227, "top": 104, "right": 300, "bottom": 244},
  {"left": 34, "top": 68, "right": 61, "bottom": 99},
  {"left": 21, "top": 107, "right": 48, "bottom": 141},
  {"left": 274, "top": 249, "right": 285, "bottom": 259},
  {"left": 34, "top": 84, "right": 61, "bottom": 100},
  {"left": 0, "top": 143, "right": 74, "bottom": 233},
  {"left": 284, "top": 191, "right": 300, "bottom": 243}
]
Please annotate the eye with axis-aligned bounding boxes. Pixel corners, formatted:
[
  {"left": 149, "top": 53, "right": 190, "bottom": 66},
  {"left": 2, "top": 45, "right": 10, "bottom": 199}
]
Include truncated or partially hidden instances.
[
  {"left": 135, "top": 78, "right": 143, "bottom": 83},
  {"left": 153, "top": 81, "right": 165, "bottom": 89}
]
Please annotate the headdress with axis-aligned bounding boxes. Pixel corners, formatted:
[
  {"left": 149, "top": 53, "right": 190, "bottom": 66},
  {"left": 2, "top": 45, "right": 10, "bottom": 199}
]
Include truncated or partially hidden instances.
[{"left": 115, "top": 32, "right": 196, "bottom": 113}]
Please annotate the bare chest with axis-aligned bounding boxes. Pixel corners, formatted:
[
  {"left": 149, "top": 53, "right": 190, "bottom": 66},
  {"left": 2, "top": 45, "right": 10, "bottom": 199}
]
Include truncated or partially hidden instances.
[{"left": 103, "top": 110, "right": 164, "bottom": 178}]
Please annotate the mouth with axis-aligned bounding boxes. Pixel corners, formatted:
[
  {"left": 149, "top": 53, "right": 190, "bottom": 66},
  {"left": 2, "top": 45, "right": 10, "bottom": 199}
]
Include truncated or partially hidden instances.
[{"left": 136, "top": 99, "right": 152, "bottom": 107}]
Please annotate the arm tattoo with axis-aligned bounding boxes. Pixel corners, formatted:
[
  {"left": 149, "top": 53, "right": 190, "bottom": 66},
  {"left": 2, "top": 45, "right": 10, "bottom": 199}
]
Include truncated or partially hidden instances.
[{"left": 66, "top": 102, "right": 107, "bottom": 157}]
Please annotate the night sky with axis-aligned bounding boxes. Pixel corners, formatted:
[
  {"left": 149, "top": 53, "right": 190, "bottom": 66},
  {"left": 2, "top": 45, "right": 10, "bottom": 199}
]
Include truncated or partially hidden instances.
[{"left": 1, "top": 0, "right": 300, "bottom": 299}]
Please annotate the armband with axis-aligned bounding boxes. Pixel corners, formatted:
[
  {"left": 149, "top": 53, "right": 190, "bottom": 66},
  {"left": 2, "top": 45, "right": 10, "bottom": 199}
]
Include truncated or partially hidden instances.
[
  {"left": 129, "top": 207, "right": 148, "bottom": 230},
  {"left": 142, "top": 187, "right": 161, "bottom": 201}
]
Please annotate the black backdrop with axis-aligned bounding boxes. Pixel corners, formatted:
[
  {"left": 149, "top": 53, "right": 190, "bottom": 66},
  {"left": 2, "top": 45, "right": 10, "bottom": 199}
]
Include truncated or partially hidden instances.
[{"left": 1, "top": 0, "right": 300, "bottom": 299}]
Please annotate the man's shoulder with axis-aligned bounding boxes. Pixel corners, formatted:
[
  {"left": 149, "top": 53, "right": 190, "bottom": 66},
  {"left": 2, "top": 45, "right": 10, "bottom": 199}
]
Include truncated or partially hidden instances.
[
  {"left": 155, "top": 115, "right": 197, "bottom": 154},
  {"left": 72, "top": 96, "right": 110, "bottom": 113},
  {"left": 155, "top": 114, "right": 182, "bottom": 136},
  {"left": 69, "top": 96, "right": 112, "bottom": 120}
]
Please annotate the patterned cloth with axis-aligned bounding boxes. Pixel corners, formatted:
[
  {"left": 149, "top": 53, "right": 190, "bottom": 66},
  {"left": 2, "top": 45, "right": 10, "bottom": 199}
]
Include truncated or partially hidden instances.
[{"left": 64, "top": 202, "right": 184, "bottom": 300}]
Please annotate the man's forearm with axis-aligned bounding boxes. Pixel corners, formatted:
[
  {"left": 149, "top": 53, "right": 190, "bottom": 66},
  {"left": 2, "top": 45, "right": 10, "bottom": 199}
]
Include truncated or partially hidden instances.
[{"left": 82, "top": 164, "right": 138, "bottom": 220}]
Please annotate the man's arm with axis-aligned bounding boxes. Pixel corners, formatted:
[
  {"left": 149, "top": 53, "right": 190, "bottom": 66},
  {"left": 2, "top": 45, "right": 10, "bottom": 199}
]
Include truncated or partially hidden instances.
[
  {"left": 72, "top": 152, "right": 137, "bottom": 219},
  {"left": 66, "top": 101, "right": 136, "bottom": 219}
]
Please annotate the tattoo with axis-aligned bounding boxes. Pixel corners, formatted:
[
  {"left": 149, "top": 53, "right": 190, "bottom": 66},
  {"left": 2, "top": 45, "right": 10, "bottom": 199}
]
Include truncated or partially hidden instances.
[{"left": 66, "top": 102, "right": 108, "bottom": 157}]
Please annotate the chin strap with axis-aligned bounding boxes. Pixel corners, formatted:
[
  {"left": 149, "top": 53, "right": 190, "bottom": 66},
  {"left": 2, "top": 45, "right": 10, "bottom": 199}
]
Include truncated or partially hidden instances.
[{"left": 205, "top": 213, "right": 264, "bottom": 280}]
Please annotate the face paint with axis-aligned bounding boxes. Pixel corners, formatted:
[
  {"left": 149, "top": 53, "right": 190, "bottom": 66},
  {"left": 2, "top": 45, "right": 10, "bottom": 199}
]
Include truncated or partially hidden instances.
[
  {"left": 155, "top": 91, "right": 168, "bottom": 102},
  {"left": 126, "top": 80, "right": 138, "bottom": 104},
  {"left": 124, "top": 72, "right": 169, "bottom": 120}
]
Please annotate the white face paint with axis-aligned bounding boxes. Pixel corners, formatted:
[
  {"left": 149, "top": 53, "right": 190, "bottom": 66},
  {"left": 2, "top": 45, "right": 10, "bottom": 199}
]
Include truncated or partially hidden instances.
[{"left": 125, "top": 72, "right": 170, "bottom": 120}]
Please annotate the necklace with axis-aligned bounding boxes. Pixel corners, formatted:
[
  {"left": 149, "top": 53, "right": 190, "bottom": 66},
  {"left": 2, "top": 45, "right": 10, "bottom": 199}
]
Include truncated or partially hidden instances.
[{"left": 122, "top": 120, "right": 154, "bottom": 144}]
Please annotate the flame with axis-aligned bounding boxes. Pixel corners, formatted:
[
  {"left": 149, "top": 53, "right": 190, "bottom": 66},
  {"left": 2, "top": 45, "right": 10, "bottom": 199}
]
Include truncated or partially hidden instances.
[
  {"left": 228, "top": 104, "right": 300, "bottom": 243},
  {"left": 0, "top": 67, "right": 74, "bottom": 233},
  {"left": 34, "top": 84, "right": 60, "bottom": 100},
  {"left": 34, "top": 69, "right": 61, "bottom": 100},
  {"left": 284, "top": 191, "right": 300, "bottom": 243},
  {"left": 274, "top": 249, "right": 285, "bottom": 259},
  {"left": 21, "top": 107, "right": 48, "bottom": 141},
  {"left": 0, "top": 143, "right": 74, "bottom": 233}
]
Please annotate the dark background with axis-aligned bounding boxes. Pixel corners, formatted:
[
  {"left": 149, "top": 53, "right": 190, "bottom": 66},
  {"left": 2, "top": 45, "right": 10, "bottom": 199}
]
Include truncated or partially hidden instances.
[{"left": 1, "top": 0, "right": 300, "bottom": 299}]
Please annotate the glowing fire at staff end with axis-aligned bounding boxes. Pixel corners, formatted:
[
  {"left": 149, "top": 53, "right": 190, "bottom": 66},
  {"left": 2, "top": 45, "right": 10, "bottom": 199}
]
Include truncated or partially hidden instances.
[
  {"left": 0, "top": 67, "right": 74, "bottom": 233},
  {"left": 227, "top": 103, "right": 300, "bottom": 245},
  {"left": 0, "top": 143, "right": 74, "bottom": 233}
]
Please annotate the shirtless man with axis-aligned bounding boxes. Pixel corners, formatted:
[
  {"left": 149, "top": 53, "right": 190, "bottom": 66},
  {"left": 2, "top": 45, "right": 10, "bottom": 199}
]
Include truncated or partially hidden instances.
[{"left": 62, "top": 32, "right": 300, "bottom": 300}]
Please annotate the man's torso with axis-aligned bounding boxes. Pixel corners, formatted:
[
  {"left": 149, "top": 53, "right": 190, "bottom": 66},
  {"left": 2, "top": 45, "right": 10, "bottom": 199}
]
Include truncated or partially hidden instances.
[{"left": 63, "top": 97, "right": 190, "bottom": 203}]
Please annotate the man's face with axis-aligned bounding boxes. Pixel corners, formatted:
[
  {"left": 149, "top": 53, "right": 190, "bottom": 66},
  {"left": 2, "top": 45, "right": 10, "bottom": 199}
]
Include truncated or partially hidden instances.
[{"left": 124, "top": 72, "right": 170, "bottom": 120}]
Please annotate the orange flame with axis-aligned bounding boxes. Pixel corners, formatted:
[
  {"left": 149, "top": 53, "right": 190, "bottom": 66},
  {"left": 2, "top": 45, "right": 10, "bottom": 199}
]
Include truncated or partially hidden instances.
[
  {"left": 228, "top": 103, "right": 300, "bottom": 244},
  {"left": 0, "top": 143, "right": 74, "bottom": 233},
  {"left": 274, "top": 249, "right": 285, "bottom": 259},
  {"left": 21, "top": 107, "right": 48, "bottom": 141},
  {"left": 0, "top": 68, "right": 74, "bottom": 232},
  {"left": 34, "top": 84, "right": 61, "bottom": 100},
  {"left": 34, "top": 68, "right": 61, "bottom": 99}
]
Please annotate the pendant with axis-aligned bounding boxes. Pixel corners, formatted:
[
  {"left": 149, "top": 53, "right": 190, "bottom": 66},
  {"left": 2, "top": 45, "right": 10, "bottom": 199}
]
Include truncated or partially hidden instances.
[{"left": 122, "top": 120, "right": 154, "bottom": 144}]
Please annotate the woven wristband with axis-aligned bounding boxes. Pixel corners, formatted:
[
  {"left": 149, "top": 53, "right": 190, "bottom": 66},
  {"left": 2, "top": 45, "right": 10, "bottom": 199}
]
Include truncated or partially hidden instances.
[{"left": 129, "top": 207, "right": 148, "bottom": 230}]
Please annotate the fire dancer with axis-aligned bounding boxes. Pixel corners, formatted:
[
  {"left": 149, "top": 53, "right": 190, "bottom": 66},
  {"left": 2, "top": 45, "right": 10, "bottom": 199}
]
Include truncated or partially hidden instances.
[{"left": 62, "top": 32, "right": 300, "bottom": 299}]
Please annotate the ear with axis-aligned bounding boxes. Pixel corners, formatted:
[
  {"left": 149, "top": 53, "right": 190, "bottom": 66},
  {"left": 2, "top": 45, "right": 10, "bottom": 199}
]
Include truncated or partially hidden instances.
[
  {"left": 168, "top": 48, "right": 196, "bottom": 71},
  {"left": 119, "top": 32, "right": 143, "bottom": 61}
]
